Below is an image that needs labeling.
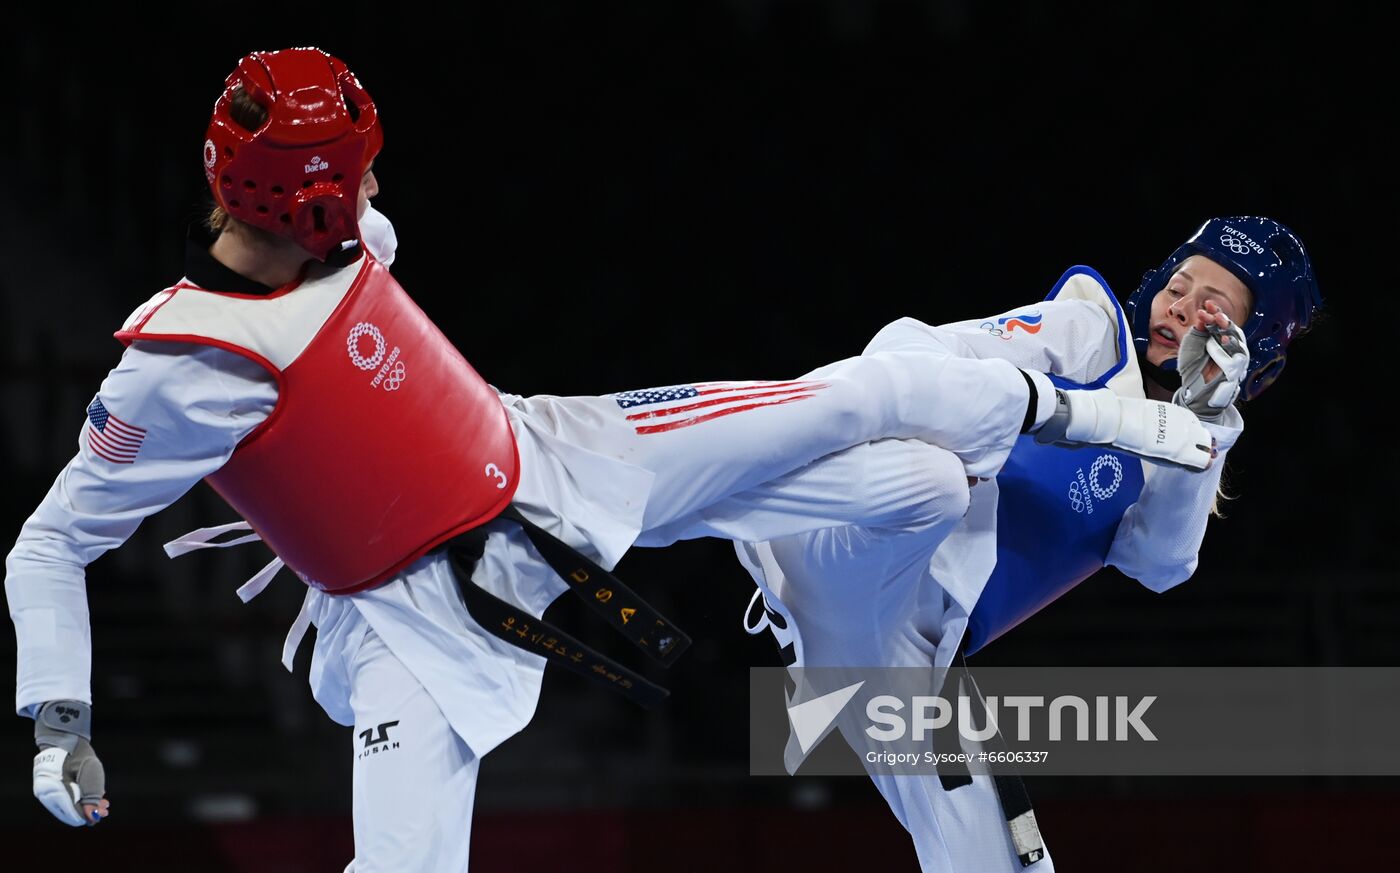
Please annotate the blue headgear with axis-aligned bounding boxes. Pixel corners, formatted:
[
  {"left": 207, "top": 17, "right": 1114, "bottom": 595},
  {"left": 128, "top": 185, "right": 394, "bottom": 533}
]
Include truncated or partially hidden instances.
[{"left": 1126, "top": 216, "right": 1322, "bottom": 401}]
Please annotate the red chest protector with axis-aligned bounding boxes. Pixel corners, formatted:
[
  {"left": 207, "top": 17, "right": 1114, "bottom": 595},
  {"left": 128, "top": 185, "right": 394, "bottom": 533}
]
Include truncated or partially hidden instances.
[{"left": 117, "top": 255, "right": 520, "bottom": 593}]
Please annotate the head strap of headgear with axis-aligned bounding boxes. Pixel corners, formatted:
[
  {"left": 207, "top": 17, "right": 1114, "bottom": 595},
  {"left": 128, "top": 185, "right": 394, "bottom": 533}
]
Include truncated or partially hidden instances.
[
  {"left": 1125, "top": 216, "right": 1322, "bottom": 401},
  {"left": 203, "top": 48, "right": 383, "bottom": 262}
]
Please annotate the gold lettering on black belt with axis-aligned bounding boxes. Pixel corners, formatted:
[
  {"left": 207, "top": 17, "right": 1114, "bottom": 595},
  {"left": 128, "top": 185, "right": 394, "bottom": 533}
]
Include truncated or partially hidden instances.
[
  {"left": 450, "top": 555, "right": 670, "bottom": 708},
  {"left": 499, "top": 505, "right": 691, "bottom": 665},
  {"left": 442, "top": 504, "right": 691, "bottom": 708}
]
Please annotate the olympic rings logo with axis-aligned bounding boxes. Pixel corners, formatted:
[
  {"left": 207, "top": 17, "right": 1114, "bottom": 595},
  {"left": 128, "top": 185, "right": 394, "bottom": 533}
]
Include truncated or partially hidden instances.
[
  {"left": 1068, "top": 481, "right": 1085, "bottom": 513},
  {"left": 382, "top": 360, "right": 407, "bottom": 391},
  {"left": 347, "top": 323, "right": 387, "bottom": 371},
  {"left": 1219, "top": 233, "right": 1253, "bottom": 255},
  {"left": 1088, "top": 455, "right": 1124, "bottom": 501}
]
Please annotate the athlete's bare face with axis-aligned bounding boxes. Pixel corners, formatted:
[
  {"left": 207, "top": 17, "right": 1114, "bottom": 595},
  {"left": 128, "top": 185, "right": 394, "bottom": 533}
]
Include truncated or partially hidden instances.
[
  {"left": 357, "top": 161, "right": 379, "bottom": 220},
  {"left": 1145, "top": 255, "right": 1253, "bottom": 367}
]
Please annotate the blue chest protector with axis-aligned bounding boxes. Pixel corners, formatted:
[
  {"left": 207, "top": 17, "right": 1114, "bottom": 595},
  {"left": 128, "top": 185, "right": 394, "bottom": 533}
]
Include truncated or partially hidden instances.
[{"left": 964, "top": 267, "right": 1147, "bottom": 654}]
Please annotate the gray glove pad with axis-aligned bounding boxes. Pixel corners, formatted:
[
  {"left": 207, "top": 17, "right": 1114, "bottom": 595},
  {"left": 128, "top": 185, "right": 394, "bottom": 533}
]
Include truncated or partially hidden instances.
[
  {"left": 62, "top": 738, "right": 106, "bottom": 806},
  {"left": 36, "top": 700, "right": 92, "bottom": 752},
  {"left": 1173, "top": 322, "right": 1249, "bottom": 421}
]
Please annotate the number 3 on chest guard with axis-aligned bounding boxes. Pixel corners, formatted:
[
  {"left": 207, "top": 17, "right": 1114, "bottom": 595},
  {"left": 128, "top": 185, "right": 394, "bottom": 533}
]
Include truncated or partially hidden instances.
[{"left": 484, "top": 463, "right": 509, "bottom": 489}]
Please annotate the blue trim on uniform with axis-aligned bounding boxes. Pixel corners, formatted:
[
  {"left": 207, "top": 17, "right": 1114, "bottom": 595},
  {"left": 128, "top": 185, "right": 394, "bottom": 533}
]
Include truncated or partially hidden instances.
[{"left": 1042, "top": 265, "right": 1130, "bottom": 390}]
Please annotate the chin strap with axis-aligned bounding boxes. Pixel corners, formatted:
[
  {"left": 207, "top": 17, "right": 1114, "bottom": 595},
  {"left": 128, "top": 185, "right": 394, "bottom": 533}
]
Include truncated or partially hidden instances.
[{"left": 1138, "top": 350, "right": 1182, "bottom": 393}]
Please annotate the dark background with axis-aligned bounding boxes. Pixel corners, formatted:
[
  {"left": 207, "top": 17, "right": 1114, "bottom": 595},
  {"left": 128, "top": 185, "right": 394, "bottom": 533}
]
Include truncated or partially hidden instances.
[{"left": 2, "top": 3, "right": 1393, "bottom": 871}]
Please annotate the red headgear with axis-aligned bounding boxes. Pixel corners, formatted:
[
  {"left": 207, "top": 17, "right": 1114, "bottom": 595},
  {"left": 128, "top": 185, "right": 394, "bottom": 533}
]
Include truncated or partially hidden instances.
[{"left": 204, "top": 48, "right": 383, "bottom": 261}]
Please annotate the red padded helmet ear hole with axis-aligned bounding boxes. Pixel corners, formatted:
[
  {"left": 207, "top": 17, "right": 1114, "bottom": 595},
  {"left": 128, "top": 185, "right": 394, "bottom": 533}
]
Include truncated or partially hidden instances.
[
  {"left": 312, "top": 205, "right": 327, "bottom": 233},
  {"left": 221, "top": 175, "right": 233, "bottom": 188},
  {"left": 302, "top": 180, "right": 314, "bottom": 189},
  {"left": 255, "top": 205, "right": 269, "bottom": 215},
  {"left": 332, "top": 173, "right": 344, "bottom": 183},
  {"left": 229, "top": 200, "right": 241, "bottom": 209},
  {"left": 243, "top": 180, "right": 257, "bottom": 191},
  {"left": 223, "top": 146, "right": 234, "bottom": 159},
  {"left": 271, "top": 186, "right": 284, "bottom": 197}
]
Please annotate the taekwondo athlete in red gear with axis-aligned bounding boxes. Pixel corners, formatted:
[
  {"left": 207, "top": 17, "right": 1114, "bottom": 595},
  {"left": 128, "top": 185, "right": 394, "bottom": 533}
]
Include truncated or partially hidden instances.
[
  {"left": 5, "top": 48, "right": 1220, "bottom": 871},
  {"left": 728, "top": 219, "right": 1321, "bottom": 872}
]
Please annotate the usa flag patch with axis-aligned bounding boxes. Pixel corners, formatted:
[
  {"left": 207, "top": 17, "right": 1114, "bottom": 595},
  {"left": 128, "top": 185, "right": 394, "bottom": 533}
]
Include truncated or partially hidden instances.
[
  {"left": 86, "top": 398, "right": 147, "bottom": 464},
  {"left": 610, "top": 381, "right": 828, "bottom": 435}
]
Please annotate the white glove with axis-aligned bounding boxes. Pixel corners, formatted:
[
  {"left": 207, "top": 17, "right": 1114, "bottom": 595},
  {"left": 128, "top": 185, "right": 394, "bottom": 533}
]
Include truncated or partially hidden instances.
[
  {"left": 33, "top": 700, "right": 106, "bottom": 827},
  {"left": 1173, "top": 321, "right": 1249, "bottom": 421},
  {"left": 1036, "top": 387, "right": 1215, "bottom": 471}
]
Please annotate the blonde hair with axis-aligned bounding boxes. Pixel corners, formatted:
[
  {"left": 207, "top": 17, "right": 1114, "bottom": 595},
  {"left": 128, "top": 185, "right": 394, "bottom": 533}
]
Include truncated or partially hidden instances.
[
  {"left": 1211, "top": 469, "right": 1235, "bottom": 518},
  {"left": 1210, "top": 404, "right": 1241, "bottom": 518}
]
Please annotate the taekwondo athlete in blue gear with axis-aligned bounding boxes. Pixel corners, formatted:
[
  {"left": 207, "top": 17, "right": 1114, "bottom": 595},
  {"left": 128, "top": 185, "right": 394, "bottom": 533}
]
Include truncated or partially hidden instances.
[
  {"left": 974, "top": 217, "right": 1322, "bottom": 650},
  {"left": 730, "top": 216, "right": 1324, "bottom": 872}
]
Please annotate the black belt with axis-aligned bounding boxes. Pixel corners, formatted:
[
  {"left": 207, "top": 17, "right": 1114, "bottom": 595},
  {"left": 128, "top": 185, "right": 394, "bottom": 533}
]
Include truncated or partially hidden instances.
[
  {"left": 446, "top": 505, "right": 691, "bottom": 708},
  {"left": 946, "top": 645, "right": 1046, "bottom": 867}
]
